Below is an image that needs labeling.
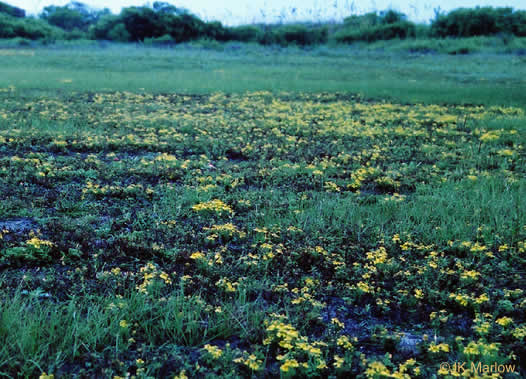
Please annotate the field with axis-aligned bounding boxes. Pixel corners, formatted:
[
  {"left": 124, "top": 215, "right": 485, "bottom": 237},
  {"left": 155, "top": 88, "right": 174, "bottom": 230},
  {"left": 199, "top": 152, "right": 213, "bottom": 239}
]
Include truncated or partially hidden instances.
[{"left": 0, "top": 43, "right": 525, "bottom": 378}]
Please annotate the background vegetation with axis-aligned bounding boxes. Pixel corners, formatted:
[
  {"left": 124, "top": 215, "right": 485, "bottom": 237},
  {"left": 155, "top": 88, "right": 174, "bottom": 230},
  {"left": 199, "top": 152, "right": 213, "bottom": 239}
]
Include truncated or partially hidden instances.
[{"left": 1, "top": 1, "right": 526, "bottom": 47}]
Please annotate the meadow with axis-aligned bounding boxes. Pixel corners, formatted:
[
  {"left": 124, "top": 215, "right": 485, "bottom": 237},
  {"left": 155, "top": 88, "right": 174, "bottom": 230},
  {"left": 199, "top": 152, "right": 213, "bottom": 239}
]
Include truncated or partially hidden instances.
[{"left": 0, "top": 43, "right": 525, "bottom": 378}]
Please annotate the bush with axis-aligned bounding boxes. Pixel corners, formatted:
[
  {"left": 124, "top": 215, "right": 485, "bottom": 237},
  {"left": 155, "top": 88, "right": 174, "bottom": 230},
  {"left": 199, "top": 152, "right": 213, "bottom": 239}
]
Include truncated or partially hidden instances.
[
  {"left": 0, "top": 1, "right": 25, "bottom": 18},
  {"left": 89, "top": 6, "right": 214, "bottom": 43},
  {"left": 379, "top": 10, "right": 406, "bottom": 24},
  {"left": 107, "top": 23, "right": 130, "bottom": 42},
  {"left": 64, "top": 28, "right": 88, "bottom": 40},
  {"left": 0, "top": 13, "right": 63, "bottom": 40},
  {"left": 274, "top": 24, "right": 328, "bottom": 46},
  {"left": 510, "top": 11, "right": 526, "bottom": 36},
  {"left": 41, "top": 5, "right": 87, "bottom": 31},
  {"left": 227, "top": 25, "right": 263, "bottom": 43},
  {"left": 431, "top": 7, "right": 526, "bottom": 37},
  {"left": 334, "top": 21, "right": 416, "bottom": 43},
  {"left": 343, "top": 12, "right": 379, "bottom": 29},
  {"left": 40, "top": 3, "right": 110, "bottom": 32},
  {"left": 335, "top": 10, "right": 417, "bottom": 43},
  {"left": 89, "top": 14, "right": 128, "bottom": 41},
  {"left": 164, "top": 13, "right": 207, "bottom": 42},
  {"left": 121, "top": 7, "right": 164, "bottom": 41},
  {"left": 254, "top": 24, "right": 328, "bottom": 46},
  {"left": 204, "top": 21, "right": 230, "bottom": 41}
]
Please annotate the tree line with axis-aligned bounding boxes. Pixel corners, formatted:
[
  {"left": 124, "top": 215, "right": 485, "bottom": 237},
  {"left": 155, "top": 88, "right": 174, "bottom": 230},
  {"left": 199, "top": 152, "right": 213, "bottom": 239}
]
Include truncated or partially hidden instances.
[{"left": 1, "top": 1, "right": 525, "bottom": 45}]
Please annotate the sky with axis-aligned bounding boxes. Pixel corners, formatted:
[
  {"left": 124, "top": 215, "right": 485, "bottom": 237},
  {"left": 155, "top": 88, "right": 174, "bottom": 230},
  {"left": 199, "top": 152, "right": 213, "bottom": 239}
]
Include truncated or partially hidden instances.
[{"left": 6, "top": 0, "right": 526, "bottom": 25}]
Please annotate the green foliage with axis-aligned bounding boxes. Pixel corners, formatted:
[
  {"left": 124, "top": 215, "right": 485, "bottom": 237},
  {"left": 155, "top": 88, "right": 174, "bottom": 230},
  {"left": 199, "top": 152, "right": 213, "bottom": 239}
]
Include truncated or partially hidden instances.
[
  {"left": 335, "top": 10, "right": 417, "bottom": 43},
  {"left": 343, "top": 12, "right": 380, "bottom": 28},
  {"left": 334, "top": 21, "right": 416, "bottom": 43},
  {"left": 0, "top": 1, "right": 25, "bottom": 18},
  {"left": 343, "top": 10, "right": 407, "bottom": 28},
  {"left": 3, "top": 3, "right": 526, "bottom": 47},
  {"left": 380, "top": 9, "right": 406, "bottom": 24},
  {"left": 40, "top": 3, "right": 110, "bottom": 32},
  {"left": 267, "top": 24, "right": 328, "bottom": 46},
  {"left": 0, "top": 287, "right": 242, "bottom": 376},
  {"left": 0, "top": 13, "right": 63, "bottom": 40},
  {"left": 229, "top": 23, "right": 328, "bottom": 46},
  {"left": 205, "top": 21, "right": 231, "bottom": 41},
  {"left": 163, "top": 12, "right": 207, "bottom": 43},
  {"left": 89, "top": 14, "right": 125, "bottom": 41},
  {"left": 89, "top": 5, "right": 215, "bottom": 43},
  {"left": 431, "top": 7, "right": 526, "bottom": 37},
  {"left": 120, "top": 7, "right": 164, "bottom": 41},
  {"left": 41, "top": 5, "right": 87, "bottom": 31},
  {"left": 363, "top": 35, "right": 526, "bottom": 55},
  {"left": 152, "top": 1, "right": 185, "bottom": 15},
  {"left": 227, "top": 25, "right": 262, "bottom": 43}
]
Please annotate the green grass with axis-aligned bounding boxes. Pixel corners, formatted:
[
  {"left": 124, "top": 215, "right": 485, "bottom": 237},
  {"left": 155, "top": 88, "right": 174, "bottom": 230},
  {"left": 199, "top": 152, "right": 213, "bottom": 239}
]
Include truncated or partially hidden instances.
[
  {"left": 0, "top": 43, "right": 525, "bottom": 377},
  {"left": 0, "top": 41, "right": 525, "bottom": 108}
]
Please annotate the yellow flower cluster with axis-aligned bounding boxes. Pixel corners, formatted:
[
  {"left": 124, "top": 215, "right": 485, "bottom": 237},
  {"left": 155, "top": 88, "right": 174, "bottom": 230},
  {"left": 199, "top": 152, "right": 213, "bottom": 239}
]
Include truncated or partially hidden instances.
[
  {"left": 264, "top": 315, "right": 332, "bottom": 374},
  {"left": 365, "top": 359, "right": 419, "bottom": 379},
  {"left": 26, "top": 237, "right": 54, "bottom": 249},
  {"left": 428, "top": 342, "right": 450, "bottom": 353},
  {"left": 191, "top": 199, "right": 233, "bottom": 216},
  {"left": 135, "top": 262, "right": 172, "bottom": 294},
  {"left": 479, "top": 130, "right": 501, "bottom": 143},
  {"left": 495, "top": 317, "right": 514, "bottom": 327},
  {"left": 215, "top": 277, "right": 239, "bottom": 293},
  {"left": 463, "top": 340, "right": 500, "bottom": 356},
  {"left": 264, "top": 319, "right": 300, "bottom": 349},
  {"left": 233, "top": 353, "right": 263, "bottom": 371},
  {"left": 203, "top": 223, "right": 246, "bottom": 239},
  {"left": 449, "top": 292, "right": 489, "bottom": 307},
  {"left": 203, "top": 344, "right": 223, "bottom": 359}
]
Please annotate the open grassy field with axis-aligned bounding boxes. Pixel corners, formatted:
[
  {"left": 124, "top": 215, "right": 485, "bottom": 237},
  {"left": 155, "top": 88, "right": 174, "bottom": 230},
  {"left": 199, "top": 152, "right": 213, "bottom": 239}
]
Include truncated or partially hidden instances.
[{"left": 0, "top": 43, "right": 525, "bottom": 378}]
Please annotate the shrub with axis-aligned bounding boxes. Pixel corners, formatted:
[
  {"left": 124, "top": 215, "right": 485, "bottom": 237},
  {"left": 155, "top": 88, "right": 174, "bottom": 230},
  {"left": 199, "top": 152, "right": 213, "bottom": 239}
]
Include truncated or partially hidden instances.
[
  {"left": 41, "top": 5, "right": 88, "bottom": 31},
  {"left": 379, "top": 10, "right": 406, "bottom": 24},
  {"left": 121, "top": 7, "right": 165, "bottom": 41},
  {"left": 89, "top": 14, "right": 127, "bottom": 41},
  {"left": 334, "top": 21, "right": 416, "bottom": 43},
  {"left": 0, "top": 13, "right": 63, "bottom": 40},
  {"left": 163, "top": 13, "right": 207, "bottom": 42},
  {"left": 204, "top": 21, "right": 230, "bottom": 42},
  {"left": 64, "top": 28, "right": 88, "bottom": 40},
  {"left": 0, "top": 1, "right": 25, "bottom": 18},
  {"left": 274, "top": 24, "right": 328, "bottom": 46},
  {"left": 255, "top": 24, "right": 328, "bottom": 46},
  {"left": 510, "top": 11, "right": 526, "bottom": 36},
  {"left": 227, "top": 25, "right": 263, "bottom": 43},
  {"left": 335, "top": 10, "right": 417, "bottom": 43},
  {"left": 431, "top": 7, "right": 526, "bottom": 37},
  {"left": 40, "top": 3, "right": 110, "bottom": 32},
  {"left": 107, "top": 23, "right": 130, "bottom": 42},
  {"left": 89, "top": 5, "right": 215, "bottom": 43}
]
